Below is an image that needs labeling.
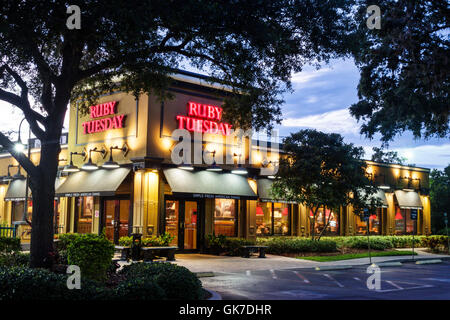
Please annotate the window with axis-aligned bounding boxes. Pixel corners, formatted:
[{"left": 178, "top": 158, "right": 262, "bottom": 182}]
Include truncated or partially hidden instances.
[
  {"left": 395, "top": 207, "right": 417, "bottom": 235},
  {"left": 356, "top": 208, "right": 381, "bottom": 235},
  {"left": 11, "top": 200, "right": 32, "bottom": 223},
  {"left": 256, "top": 202, "right": 272, "bottom": 236},
  {"left": 214, "top": 198, "right": 236, "bottom": 236},
  {"left": 75, "top": 196, "right": 94, "bottom": 234},
  {"left": 256, "top": 202, "right": 291, "bottom": 236},
  {"left": 313, "top": 207, "right": 339, "bottom": 236}
]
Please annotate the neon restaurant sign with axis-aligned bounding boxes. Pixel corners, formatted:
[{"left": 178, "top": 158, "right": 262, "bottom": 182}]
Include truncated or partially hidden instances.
[
  {"left": 176, "top": 102, "right": 233, "bottom": 136},
  {"left": 82, "top": 101, "right": 125, "bottom": 134}
]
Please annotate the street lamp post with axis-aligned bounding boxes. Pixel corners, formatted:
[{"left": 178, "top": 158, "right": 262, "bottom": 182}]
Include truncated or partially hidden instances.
[{"left": 16, "top": 117, "right": 32, "bottom": 224}]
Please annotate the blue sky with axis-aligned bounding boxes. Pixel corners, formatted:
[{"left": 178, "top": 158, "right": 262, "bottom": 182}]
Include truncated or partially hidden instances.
[{"left": 273, "top": 58, "right": 450, "bottom": 171}]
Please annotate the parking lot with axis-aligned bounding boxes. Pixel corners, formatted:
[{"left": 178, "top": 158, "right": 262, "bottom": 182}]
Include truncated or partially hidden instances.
[{"left": 200, "top": 261, "right": 450, "bottom": 300}]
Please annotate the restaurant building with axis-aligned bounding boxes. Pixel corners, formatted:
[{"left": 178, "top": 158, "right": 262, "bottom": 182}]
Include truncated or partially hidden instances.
[{"left": 0, "top": 70, "right": 432, "bottom": 249}]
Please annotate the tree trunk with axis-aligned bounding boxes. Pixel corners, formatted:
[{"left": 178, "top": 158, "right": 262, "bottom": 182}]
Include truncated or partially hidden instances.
[{"left": 29, "top": 139, "right": 61, "bottom": 268}]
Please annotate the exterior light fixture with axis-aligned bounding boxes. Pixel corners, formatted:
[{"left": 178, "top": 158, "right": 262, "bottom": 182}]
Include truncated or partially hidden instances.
[
  {"left": 63, "top": 151, "right": 86, "bottom": 173},
  {"left": 267, "top": 175, "right": 276, "bottom": 179},
  {"left": 402, "top": 188, "right": 414, "bottom": 192},
  {"left": 379, "top": 185, "right": 390, "bottom": 190},
  {"left": 102, "top": 145, "right": 127, "bottom": 169},
  {"left": 14, "top": 142, "right": 26, "bottom": 153},
  {"left": 178, "top": 164, "right": 194, "bottom": 171},
  {"left": 205, "top": 150, "right": 222, "bottom": 172},
  {"left": 5, "top": 165, "right": 23, "bottom": 180},
  {"left": 232, "top": 153, "right": 247, "bottom": 175},
  {"left": 82, "top": 148, "right": 105, "bottom": 171}
]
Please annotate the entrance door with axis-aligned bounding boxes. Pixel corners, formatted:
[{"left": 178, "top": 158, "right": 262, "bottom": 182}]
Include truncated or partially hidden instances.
[
  {"left": 104, "top": 199, "right": 130, "bottom": 243},
  {"left": 164, "top": 199, "right": 199, "bottom": 250}
]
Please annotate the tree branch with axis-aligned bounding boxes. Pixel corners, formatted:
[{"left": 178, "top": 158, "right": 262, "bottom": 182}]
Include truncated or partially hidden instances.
[{"left": 0, "top": 131, "right": 37, "bottom": 176}]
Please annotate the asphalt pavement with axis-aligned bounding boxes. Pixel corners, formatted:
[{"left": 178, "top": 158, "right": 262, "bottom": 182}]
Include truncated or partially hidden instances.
[{"left": 200, "top": 260, "right": 450, "bottom": 300}]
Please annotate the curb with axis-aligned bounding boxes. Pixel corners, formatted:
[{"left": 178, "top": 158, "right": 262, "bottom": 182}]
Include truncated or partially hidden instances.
[
  {"left": 373, "top": 262, "right": 402, "bottom": 267},
  {"left": 415, "top": 259, "right": 442, "bottom": 265},
  {"left": 315, "top": 265, "right": 352, "bottom": 271},
  {"left": 205, "top": 289, "right": 222, "bottom": 300},
  {"left": 196, "top": 272, "right": 215, "bottom": 278}
]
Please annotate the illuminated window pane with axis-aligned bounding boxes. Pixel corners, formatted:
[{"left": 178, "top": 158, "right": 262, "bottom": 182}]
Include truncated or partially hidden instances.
[{"left": 214, "top": 199, "right": 236, "bottom": 236}]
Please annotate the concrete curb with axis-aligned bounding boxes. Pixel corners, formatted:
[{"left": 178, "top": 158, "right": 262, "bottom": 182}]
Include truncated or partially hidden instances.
[
  {"left": 196, "top": 272, "right": 215, "bottom": 278},
  {"left": 205, "top": 288, "right": 222, "bottom": 300},
  {"left": 415, "top": 259, "right": 442, "bottom": 265},
  {"left": 374, "top": 262, "right": 403, "bottom": 267},
  {"left": 315, "top": 265, "right": 352, "bottom": 271}
]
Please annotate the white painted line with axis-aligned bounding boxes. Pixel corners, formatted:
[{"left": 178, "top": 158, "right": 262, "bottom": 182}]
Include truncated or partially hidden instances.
[
  {"left": 353, "top": 277, "right": 361, "bottom": 281},
  {"left": 270, "top": 269, "right": 278, "bottom": 280},
  {"left": 416, "top": 259, "right": 442, "bottom": 265},
  {"left": 323, "top": 273, "right": 344, "bottom": 288},
  {"left": 420, "top": 278, "right": 450, "bottom": 283},
  {"left": 376, "top": 284, "right": 433, "bottom": 293},
  {"left": 293, "top": 271, "right": 310, "bottom": 283},
  {"left": 246, "top": 270, "right": 251, "bottom": 276},
  {"left": 386, "top": 280, "right": 403, "bottom": 290}
]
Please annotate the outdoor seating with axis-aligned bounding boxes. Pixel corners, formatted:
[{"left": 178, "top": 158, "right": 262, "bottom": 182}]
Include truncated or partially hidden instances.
[
  {"left": 242, "top": 245, "right": 268, "bottom": 258},
  {"left": 114, "top": 245, "right": 131, "bottom": 261},
  {"left": 141, "top": 246, "right": 178, "bottom": 262}
]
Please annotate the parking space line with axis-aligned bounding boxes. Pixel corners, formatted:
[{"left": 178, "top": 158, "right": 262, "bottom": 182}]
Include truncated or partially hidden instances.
[
  {"left": 270, "top": 269, "right": 278, "bottom": 280},
  {"left": 386, "top": 280, "right": 403, "bottom": 290},
  {"left": 293, "top": 271, "right": 310, "bottom": 283},
  {"left": 353, "top": 277, "right": 361, "bottom": 282},
  {"left": 323, "top": 273, "right": 344, "bottom": 288},
  {"left": 246, "top": 270, "right": 251, "bottom": 276}
]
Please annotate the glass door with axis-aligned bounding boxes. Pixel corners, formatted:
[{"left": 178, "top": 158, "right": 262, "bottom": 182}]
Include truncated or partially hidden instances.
[
  {"left": 104, "top": 199, "right": 130, "bottom": 244},
  {"left": 164, "top": 199, "right": 199, "bottom": 250}
]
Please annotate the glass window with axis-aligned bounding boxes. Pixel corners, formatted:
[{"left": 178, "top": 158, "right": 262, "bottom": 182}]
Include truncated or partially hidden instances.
[
  {"left": 355, "top": 208, "right": 381, "bottom": 235},
  {"left": 75, "top": 196, "right": 94, "bottom": 234},
  {"left": 11, "top": 200, "right": 32, "bottom": 223},
  {"left": 256, "top": 202, "right": 272, "bottom": 236},
  {"left": 394, "top": 207, "right": 406, "bottom": 235},
  {"left": 273, "top": 203, "right": 290, "bottom": 235},
  {"left": 165, "top": 200, "right": 179, "bottom": 246},
  {"left": 214, "top": 198, "right": 236, "bottom": 236},
  {"left": 313, "top": 207, "right": 339, "bottom": 236},
  {"left": 405, "top": 209, "right": 416, "bottom": 234}
]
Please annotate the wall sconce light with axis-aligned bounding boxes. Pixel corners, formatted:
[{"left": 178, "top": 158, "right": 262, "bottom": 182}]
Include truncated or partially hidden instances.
[
  {"left": 103, "top": 144, "right": 128, "bottom": 169},
  {"left": 82, "top": 147, "right": 106, "bottom": 171},
  {"left": 205, "top": 150, "right": 222, "bottom": 172},
  {"left": 63, "top": 151, "right": 86, "bottom": 173},
  {"left": 232, "top": 153, "right": 247, "bottom": 175},
  {"left": 4, "top": 164, "right": 24, "bottom": 181}
]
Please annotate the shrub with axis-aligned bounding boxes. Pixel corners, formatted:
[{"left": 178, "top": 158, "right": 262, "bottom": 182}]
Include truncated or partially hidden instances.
[
  {"left": 256, "top": 237, "right": 337, "bottom": 254},
  {"left": 114, "top": 277, "right": 166, "bottom": 300},
  {"left": 118, "top": 233, "right": 175, "bottom": 247},
  {"left": 223, "top": 237, "right": 256, "bottom": 256},
  {"left": 119, "top": 262, "right": 203, "bottom": 300},
  {"left": 66, "top": 233, "right": 115, "bottom": 281},
  {"left": 340, "top": 237, "right": 393, "bottom": 250},
  {"left": 0, "top": 237, "right": 21, "bottom": 253},
  {"left": 422, "top": 235, "right": 449, "bottom": 253},
  {"left": 0, "top": 252, "right": 29, "bottom": 267}
]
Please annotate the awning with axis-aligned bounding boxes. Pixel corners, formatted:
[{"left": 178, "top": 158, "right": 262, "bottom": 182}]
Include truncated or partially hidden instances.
[
  {"left": 4, "top": 179, "right": 30, "bottom": 201},
  {"left": 163, "top": 168, "right": 257, "bottom": 199},
  {"left": 394, "top": 190, "right": 423, "bottom": 209},
  {"left": 257, "top": 179, "right": 296, "bottom": 203},
  {"left": 55, "top": 168, "right": 131, "bottom": 197},
  {"left": 360, "top": 188, "right": 389, "bottom": 208}
]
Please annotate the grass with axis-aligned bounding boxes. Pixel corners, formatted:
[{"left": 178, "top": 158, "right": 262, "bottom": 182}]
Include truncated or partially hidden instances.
[{"left": 297, "top": 250, "right": 417, "bottom": 262}]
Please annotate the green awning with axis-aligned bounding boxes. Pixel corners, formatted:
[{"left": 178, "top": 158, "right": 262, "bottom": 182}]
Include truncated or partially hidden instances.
[
  {"left": 4, "top": 179, "right": 30, "bottom": 201},
  {"left": 163, "top": 168, "right": 257, "bottom": 199},
  {"left": 394, "top": 190, "right": 423, "bottom": 209},
  {"left": 55, "top": 168, "right": 131, "bottom": 197},
  {"left": 257, "top": 178, "right": 296, "bottom": 203},
  {"left": 360, "top": 188, "right": 389, "bottom": 208}
]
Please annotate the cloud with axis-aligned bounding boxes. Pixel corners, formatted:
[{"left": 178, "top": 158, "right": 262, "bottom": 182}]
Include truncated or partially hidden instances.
[{"left": 282, "top": 108, "right": 361, "bottom": 135}]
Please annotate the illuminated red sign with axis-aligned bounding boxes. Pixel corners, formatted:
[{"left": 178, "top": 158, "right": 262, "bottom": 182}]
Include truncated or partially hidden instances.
[
  {"left": 81, "top": 101, "right": 125, "bottom": 134},
  {"left": 176, "top": 101, "right": 232, "bottom": 135}
]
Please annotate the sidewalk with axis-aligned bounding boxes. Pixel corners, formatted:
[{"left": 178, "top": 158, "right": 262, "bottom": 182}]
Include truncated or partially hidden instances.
[{"left": 172, "top": 250, "right": 449, "bottom": 273}]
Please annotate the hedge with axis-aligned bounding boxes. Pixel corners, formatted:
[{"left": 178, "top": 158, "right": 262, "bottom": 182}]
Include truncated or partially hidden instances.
[
  {"left": 256, "top": 237, "right": 337, "bottom": 254},
  {"left": 0, "top": 237, "right": 21, "bottom": 253},
  {"left": 118, "top": 233, "right": 175, "bottom": 247}
]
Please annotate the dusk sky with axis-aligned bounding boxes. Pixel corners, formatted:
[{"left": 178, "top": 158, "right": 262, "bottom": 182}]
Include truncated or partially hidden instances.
[{"left": 1, "top": 58, "right": 448, "bottom": 170}]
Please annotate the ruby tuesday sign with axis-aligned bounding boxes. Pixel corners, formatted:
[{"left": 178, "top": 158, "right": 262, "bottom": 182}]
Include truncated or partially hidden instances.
[
  {"left": 81, "top": 101, "right": 125, "bottom": 134},
  {"left": 176, "top": 102, "right": 232, "bottom": 136}
]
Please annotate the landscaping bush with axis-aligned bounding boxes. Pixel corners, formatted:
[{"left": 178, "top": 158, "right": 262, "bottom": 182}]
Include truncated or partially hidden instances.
[
  {"left": 0, "top": 236, "right": 20, "bottom": 253},
  {"left": 119, "top": 262, "right": 203, "bottom": 300},
  {"left": 436, "top": 228, "right": 450, "bottom": 236},
  {"left": 0, "top": 252, "right": 29, "bottom": 267},
  {"left": 66, "top": 233, "right": 115, "bottom": 281},
  {"left": 422, "top": 235, "right": 449, "bottom": 253},
  {"left": 114, "top": 276, "right": 166, "bottom": 300},
  {"left": 256, "top": 237, "right": 337, "bottom": 254},
  {"left": 118, "top": 233, "right": 175, "bottom": 247},
  {"left": 339, "top": 236, "right": 393, "bottom": 250},
  {"left": 223, "top": 237, "right": 256, "bottom": 256}
]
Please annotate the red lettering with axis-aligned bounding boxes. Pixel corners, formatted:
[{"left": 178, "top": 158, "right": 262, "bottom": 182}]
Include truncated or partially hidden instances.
[
  {"left": 215, "top": 107, "right": 222, "bottom": 121},
  {"left": 116, "top": 114, "right": 125, "bottom": 128},
  {"left": 177, "top": 115, "right": 186, "bottom": 129},
  {"left": 203, "top": 120, "right": 210, "bottom": 133},
  {"left": 209, "top": 121, "right": 218, "bottom": 134},
  {"left": 188, "top": 102, "right": 198, "bottom": 117},
  {"left": 207, "top": 106, "right": 215, "bottom": 119}
]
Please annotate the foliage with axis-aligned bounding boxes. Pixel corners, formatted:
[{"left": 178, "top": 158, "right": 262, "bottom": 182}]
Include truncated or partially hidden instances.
[
  {"left": 422, "top": 235, "right": 449, "bottom": 253},
  {"left": 118, "top": 233, "right": 175, "bottom": 247},
  {"left": 350, "top": 0, "right": 449, "bottom": 143},
  {"left": 66, "top": 233, "right": 115, "bottom": 281},
  {"left": 298, "top": 250, "right": 416, "bottom": 262},
  {"left": 370, "top": 147, "right": 405, "bottom": 165},
  {"left": 119, "top": 262, "right": 203, "bottom": 300},
  {"left": 271, "top": 129, "right": 379, "bottom": 240},
  {"left": 205, "top": 235, "right": 256, "bottom": 256},
  {"left": 338, "top": 236, "right": 393, "bottom": 250},
  {"left": 0, "top": 252, "right": 29, "bottom": 267},
  {"left": 114, "top": 276, "right": 166, "bottom": 300},
  {"left": 256, "top": 237, "right": 337, "bottom": 254},
  {"left": 0, "top": 236, "right": 20, "bottom": 253},
  {"left": 430, "top": 165, "right": 450, "bottom": 234}
]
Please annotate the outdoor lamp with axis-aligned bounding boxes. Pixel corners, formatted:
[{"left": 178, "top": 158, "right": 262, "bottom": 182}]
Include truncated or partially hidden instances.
[
  {"left": 178, "top": 163, "right": 194, "bottom": 171},
  {"left": 205, "top": 150, "right": 222, "bottom": 172},
  {"left": 14, "top": 142, "right": 26, "bottom": 153},
  {"left": 231, "top": 153, "right": 247, "bottom": 175},
  {"left": 63, "top": 151, "right": 86, "bottom": 173},
  {"left": 6, "top": 164, "right": 23, "bottom": 180},
  {"left": 82, "top": 148, "right": 105, "bottom": 171},
  {"left": 102, "top": 145, "right": 127, "bottom": 169}
]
